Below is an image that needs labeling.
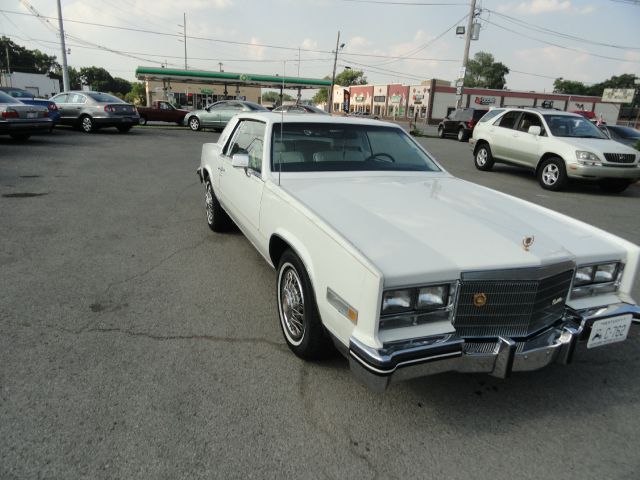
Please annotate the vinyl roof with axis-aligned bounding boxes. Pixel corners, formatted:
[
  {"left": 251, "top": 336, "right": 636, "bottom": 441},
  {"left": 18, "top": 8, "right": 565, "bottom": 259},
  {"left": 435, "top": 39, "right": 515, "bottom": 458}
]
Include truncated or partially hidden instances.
[{"left": 135, "top": 67, "right": 332, "bottom": 89}]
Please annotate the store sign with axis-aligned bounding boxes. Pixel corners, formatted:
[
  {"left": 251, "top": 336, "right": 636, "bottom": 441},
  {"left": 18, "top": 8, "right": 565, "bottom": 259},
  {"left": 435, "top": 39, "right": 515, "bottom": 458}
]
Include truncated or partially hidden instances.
[
  {"left": 602, "top": 88, "right": 635, "bottom": 103},
  {"left": 391, "top": 95, "right": 402, "bottom": 103},
  {"left": 355, "top": 95, "right": 365, "bottom": 102},
  {"left": 374, "top": 95, "right": 386, "bottom": 102},
  {"left": 201, "top": 88, "right": 213, "bottom": 94},
  {"left": 474, "top": 96, "right": 496, "bottom": 105},
  {"left": 414, "top": 94, "right": 424, "bottom": 101},
  {"left": 540, "top": 100, "right": 554, "bottom": 109}
]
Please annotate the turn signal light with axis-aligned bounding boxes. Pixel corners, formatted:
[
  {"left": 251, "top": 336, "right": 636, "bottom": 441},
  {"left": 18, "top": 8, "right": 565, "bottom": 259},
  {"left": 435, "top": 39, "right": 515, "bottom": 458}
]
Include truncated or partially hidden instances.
[{"left": 104, "top": 105, "right": 116, "bottom": 112}]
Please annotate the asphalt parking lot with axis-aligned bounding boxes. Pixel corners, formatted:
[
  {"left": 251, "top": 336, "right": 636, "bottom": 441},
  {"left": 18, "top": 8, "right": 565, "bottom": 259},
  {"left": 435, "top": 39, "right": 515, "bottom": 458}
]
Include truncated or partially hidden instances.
[{"left": 1, "top": 125, "right": 639, "bottom": 480}]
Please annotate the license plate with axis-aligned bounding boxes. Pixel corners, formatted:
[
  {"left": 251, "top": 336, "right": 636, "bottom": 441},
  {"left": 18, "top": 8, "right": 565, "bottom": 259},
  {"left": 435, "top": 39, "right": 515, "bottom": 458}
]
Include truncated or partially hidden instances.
[
  {"left": 587, "top": 314, "right": 632, "bottom": 349},
  {"left": 27, "top": 112, "right": 37, "bottom": 119}
]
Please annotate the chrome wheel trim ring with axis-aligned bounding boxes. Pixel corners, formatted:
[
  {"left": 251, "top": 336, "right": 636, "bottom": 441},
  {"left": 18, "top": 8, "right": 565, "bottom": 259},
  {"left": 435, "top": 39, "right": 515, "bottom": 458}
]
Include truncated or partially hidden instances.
[
  {"left": 277, "top": 262, "right": 305, "bottom": 346},
  {"left": 138, "top": 117, "right": 146, "bottom": 125},
  {"left": 82, "top": 117, "right": 92, "bottom": 132},
  {"left": 477, "top": 148, "right": 487, "bottom": 166},
  {"left": 542, "top": 163, "right": 559, "bottom": 185},
  {"left": 458, "top": 129, "right": 464, "bottom": 140},
  {"left": 205, "top": 182, "right": 214, "bottom": 224}
]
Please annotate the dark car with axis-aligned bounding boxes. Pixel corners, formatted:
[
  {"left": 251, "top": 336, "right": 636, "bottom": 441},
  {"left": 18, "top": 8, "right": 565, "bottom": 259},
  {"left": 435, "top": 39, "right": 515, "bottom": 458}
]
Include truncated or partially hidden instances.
[
  {"left": 184, "top": 100, "right": 268, "bottom": 131},
  {"left": 0, "top": 87, "right": 61, "bottom": 124},
  {"left": 0, "top": 90, "right": 53, "bottom": 140},
  {"left": 51, "top": 91, "right": 139, "bottom": 133},
  {"left": 438, "top": 108, "right": 489, "bottom": 142},
  {"left": 272, "top": 104, "right": 329, "bottom": 115},
  {"left": 599, "top": 125, "right": 640, "bottom": 150}
]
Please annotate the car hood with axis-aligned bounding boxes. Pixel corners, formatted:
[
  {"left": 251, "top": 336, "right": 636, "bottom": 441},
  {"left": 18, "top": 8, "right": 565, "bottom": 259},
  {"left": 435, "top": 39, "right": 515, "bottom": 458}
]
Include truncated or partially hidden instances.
[
  {"left": 280, "top": 173, "right": 626, "bottom": 286},
  {"left": 555, "top": 136, "right": 638, "bottom": 155}
]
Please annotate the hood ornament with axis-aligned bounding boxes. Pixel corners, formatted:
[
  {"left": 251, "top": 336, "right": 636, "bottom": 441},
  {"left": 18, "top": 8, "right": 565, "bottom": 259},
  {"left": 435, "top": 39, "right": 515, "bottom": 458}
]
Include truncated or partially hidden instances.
[{"left": 522, "top": 235, "right": 535, "bottom": 252}]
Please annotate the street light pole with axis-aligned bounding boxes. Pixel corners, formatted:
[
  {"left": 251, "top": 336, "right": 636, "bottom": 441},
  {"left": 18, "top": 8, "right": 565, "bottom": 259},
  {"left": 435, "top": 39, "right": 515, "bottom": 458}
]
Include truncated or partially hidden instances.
[
  {"left": 56, "top": 0, "right": 70, "bottom": 91},
  {"left": 456, "top": 0, "right": 477, "bottom": 109},
  {"left": 328, "top": 31, "right": 341, "bottom": 113},
  {"left": 183, "top": 13, "right": 187, "bottom": 70}
]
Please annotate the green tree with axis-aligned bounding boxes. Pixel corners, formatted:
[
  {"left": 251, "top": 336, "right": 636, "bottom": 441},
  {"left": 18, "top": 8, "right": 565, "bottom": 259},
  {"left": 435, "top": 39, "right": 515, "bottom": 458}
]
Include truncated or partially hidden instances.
[
  {"left": 553, "top": 77, "right": 589, "bottom": 95},
  {"left": 465, "top": 52, "right": 509, "bottom": 89},
  {"left": 261, "top": 91, "right": 294, "bottom": 104},
  {"left": 0, "top": 36, "right": 60, "bottom": 74},
  {"left": 554, "top": 74, "right": 638, "bottom": 97},
  {"left": 311, "top": 69, "right": 367, "bottom": 104},
  {"left": 125, "top": 82, "right": 146, "bottom": 105}
]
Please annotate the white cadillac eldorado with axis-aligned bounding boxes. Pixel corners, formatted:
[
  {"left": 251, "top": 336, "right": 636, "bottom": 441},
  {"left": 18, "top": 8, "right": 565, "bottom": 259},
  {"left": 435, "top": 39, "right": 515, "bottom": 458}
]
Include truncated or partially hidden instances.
[{"left": 196, "top": 112, "right": 640, "bottom": 392}]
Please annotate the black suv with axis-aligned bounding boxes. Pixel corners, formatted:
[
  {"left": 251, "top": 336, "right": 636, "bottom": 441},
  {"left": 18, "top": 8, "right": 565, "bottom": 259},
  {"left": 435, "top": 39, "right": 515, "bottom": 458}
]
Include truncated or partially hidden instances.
[{"left": 438, "top": 108, "right": 489, "bottom": 142}]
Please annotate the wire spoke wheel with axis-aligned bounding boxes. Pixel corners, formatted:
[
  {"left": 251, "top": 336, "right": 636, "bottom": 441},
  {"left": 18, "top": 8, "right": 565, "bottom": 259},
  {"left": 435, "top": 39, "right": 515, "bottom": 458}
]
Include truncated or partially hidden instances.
[
  {"left": 279, "top": 264, "right": 305, "bottom": 343},
  {"left": 205, "top": 182, "right": 214, "bottom": 225}
]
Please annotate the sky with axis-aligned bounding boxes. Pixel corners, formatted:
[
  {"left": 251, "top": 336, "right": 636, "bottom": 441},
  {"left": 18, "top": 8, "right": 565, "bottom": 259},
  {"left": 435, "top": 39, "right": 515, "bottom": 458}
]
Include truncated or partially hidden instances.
[{"left": 1, "top": 0, "right": 639, "bottom": 97}]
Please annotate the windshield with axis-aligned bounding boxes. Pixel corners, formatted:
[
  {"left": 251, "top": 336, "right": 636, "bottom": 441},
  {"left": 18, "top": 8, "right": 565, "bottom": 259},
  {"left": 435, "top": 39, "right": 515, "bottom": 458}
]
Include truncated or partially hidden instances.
[
  {"left": 543, "top": 114, "right": 608, "bottom": 139},
  {"left": 271, "top": 123, "right": 441, "bottom": 173},
  {"left": 610, "top": 126, "right": 640, "bottom": 139},
  {"left": 0, "top": 91, "right": 21, "bottom": 104},
  {"left": 2, "top": 88, "right": 33, "bottom": 99},
  {"left": 86, "top": 92, "right": 125, "bottom": 103}
]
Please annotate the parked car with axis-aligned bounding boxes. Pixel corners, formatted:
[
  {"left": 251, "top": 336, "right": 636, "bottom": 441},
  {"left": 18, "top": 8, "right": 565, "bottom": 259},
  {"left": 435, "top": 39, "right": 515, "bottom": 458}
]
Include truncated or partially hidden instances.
[
  {"left": 0, "top": 87, "right": 60, "bottom": 124},
  {"left": 350, "top": 111, "right": 380, "bottom": 120},
  {"left": 471, "top": 108, "right": 640, "bottom": 193},
  {"left": 184, "top": 100, "right": 267, "bottom": 131},
  {"left": 196, "top": 112, "right": 640, "bottom": 391},
  {"left": 0, "top": 90, "right": 53, "bottom": 140},
  {"left": 137, "top": 100, "right": 189, "bottom": 125},
  {"left": 438, "top": 107, "right": 489, "bottom": 142},
  {"left": 51, "top": 91, "right": 139, "bottom": 133},
  {"left": 599, "top": 125, "right": 640, "bottom": 150},
  {"left": 272, "top": 104, "right": 329, "bottom": 115}
]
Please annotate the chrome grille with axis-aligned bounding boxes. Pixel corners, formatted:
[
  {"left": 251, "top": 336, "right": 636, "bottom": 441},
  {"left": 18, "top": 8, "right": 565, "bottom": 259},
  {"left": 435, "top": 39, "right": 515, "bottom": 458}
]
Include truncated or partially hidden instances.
[
  {"left": 604, "top": 153, "right": 635, "bottom": 164},
  {"left": 453, "top": 268, "right": 574, "bottom": 338}
]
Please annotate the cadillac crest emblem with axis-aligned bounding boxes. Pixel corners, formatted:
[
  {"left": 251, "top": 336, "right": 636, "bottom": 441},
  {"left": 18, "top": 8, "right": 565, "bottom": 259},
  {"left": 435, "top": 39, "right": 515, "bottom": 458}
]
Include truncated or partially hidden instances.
[
  {"left": 522, "top": 235, "right": 535, "bottom": 251},
  {"left": 473, "top": 293, "right": 487, "bottom": 308}
]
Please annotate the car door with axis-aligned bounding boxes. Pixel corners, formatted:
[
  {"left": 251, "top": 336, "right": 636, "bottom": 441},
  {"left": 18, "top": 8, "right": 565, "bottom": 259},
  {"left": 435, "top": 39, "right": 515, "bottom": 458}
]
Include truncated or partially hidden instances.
[
  {"left": 218, "top": 119, "right": 266, "bottom": 244},
  {"left": 489, "top": 110, "right": 522, "bottom": 161},
  {"left": 66, "top": 93, "right": 87, "bottom": 122},
  {"left": 509, "top": 112, "right": 545, "bottom": 167},
  {"left": 217, "top": 102, "right": 244, "bottom": 128},
  {"left": 443, "top": 110, "right": 458, "bottom": 134},
  {"left": 51, "top": 93, "right": 72, "bottom": 124}
]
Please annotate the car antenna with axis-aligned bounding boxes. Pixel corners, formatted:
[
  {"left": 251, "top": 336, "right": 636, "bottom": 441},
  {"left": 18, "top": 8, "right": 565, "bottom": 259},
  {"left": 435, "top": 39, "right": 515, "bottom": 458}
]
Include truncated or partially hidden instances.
[{"left": 278, "top": 60, "right": 285, "bottom": 186}]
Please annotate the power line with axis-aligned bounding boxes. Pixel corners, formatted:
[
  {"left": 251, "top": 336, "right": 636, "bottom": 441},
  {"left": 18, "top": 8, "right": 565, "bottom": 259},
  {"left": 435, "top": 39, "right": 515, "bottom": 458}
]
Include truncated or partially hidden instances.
[
  {"left": 341, "top": 0, "right": 467, "bottom": 5},
  {"left": 0, "top": 8, "right": 460, "bottom": 63},
  {"left": 485, "top": 9, "right": 640, "bottom": 51},
  {"left": 481, "top": 17, "right": 640, "bottom": 64}
]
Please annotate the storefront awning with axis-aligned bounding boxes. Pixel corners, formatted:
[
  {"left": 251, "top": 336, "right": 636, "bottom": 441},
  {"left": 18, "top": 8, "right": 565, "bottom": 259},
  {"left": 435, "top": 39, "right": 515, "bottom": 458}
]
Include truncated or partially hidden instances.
[{"left": 135, "top": 67, "right": 331, "bottom": 89}]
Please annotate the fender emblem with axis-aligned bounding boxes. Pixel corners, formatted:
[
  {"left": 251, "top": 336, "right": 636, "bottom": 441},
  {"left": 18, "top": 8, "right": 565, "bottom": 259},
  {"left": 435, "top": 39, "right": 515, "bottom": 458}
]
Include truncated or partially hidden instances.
[
  {"left": 522, "top": 235, "right": 535, "bottom": 251},
  {"left": 473, "top": 293, "right": 487, "bottom": 308}
]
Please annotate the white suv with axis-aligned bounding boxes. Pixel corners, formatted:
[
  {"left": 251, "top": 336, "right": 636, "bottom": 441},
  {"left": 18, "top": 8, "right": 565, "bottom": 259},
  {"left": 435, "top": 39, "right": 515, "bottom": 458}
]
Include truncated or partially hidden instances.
[{"left": 470, "top": 108, "right": 640, "bottom": 193}]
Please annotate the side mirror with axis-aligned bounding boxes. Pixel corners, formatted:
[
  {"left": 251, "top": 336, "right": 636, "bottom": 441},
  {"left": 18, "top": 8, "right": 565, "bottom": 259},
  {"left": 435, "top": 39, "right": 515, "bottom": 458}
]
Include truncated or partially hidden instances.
[
  {"left": 231, "top": 153, "right": 249, "bottom": 168},
  {"left": 528, "top": 126, "right": 541, "bottom": 136}
]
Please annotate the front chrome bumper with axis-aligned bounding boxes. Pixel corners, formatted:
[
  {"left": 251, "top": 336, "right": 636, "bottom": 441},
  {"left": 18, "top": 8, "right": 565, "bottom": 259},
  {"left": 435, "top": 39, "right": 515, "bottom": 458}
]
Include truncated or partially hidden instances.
[{"left": 349, "top": 302, "right": 640, "bottom": 392}]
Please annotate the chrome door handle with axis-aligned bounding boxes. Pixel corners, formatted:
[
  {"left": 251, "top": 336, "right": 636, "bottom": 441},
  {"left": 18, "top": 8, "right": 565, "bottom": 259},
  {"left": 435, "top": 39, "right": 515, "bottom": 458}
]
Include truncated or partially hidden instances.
[{"left": 218, "top": 166, "right": 225, "bottom": 172}]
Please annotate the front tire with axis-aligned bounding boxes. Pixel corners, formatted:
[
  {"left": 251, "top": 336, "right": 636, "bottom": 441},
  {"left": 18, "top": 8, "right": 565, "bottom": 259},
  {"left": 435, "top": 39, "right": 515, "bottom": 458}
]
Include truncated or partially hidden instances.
[
  {"left": 277, "top": 250, "right": 332, "bottom": 360},
  {"left": 457, "top": 128, "right": 469, "bottom": 142},
  {"left": 599, "top": 179, "right": 632, "bottom": 194},
  {"left": 138, "top": 116, "right": 147, "bottom": 125},
  {"left": 538, "top": 157, "right": 568, "bottom": 191},
  {"left": 437, "top": 127, "right": 444, "bottom": 139},
  {"left": 204, "top": 178, "right": 230, "bottom": 232},
  {"left": 80, "top": 115, "right": 94, "bottom": 133},
  {"left": 474, "top": 144, "right": 494, "bottom": 171},
  {"left": 188, "top": 116, "right": 201, "bottom": 131}
]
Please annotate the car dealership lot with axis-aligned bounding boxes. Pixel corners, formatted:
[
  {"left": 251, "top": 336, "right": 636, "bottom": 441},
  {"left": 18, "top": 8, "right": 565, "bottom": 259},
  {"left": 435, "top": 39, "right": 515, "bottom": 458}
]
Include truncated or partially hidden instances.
[{"left": 1, "top": 127, "right": 639, "bottom": 479}]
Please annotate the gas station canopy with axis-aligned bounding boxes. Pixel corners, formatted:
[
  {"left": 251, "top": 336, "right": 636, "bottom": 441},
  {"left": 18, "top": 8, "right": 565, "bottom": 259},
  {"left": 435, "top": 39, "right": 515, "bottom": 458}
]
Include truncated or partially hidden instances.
[{"left": 135, "top": 66, "right": 331, "bottom": 89}]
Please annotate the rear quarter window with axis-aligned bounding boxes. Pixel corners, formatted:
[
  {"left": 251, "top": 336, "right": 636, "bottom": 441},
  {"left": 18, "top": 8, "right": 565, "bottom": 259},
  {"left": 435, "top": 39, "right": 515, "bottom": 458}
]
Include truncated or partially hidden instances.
[{"left": 479, "top": 109, "right": 504, "bottom": 123}]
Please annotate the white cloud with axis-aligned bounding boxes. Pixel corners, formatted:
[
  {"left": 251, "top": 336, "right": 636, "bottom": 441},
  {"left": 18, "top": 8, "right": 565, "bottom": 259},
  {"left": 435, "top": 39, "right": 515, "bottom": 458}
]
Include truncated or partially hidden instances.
[{"left": 498, "top": 0, "right": 595, "bottom": 15}]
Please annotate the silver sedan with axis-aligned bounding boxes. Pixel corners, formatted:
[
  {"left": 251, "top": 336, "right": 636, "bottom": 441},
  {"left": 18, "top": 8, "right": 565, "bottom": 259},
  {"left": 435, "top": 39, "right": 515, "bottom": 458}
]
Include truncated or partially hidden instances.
[{"left": 51, "top": 91, "right": 140, "bottom": 133}]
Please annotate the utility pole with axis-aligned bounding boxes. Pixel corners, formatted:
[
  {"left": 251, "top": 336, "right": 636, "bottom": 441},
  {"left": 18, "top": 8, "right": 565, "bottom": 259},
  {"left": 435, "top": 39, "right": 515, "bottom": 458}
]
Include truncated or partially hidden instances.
[
  {"left": 218, "top": 62, "right": 223, "bottom": 72},
  {"left": 456, "top": 0, "right": 477, "bottom": 109},
  {"left": 328, "top": 31, "right": 342, "bottom": 113},
  {"left": 56, "top": 0, "right": 70, "bottom": 91},
  {"left": 178, "top": 13, "right": 187, "bottom": 70}
]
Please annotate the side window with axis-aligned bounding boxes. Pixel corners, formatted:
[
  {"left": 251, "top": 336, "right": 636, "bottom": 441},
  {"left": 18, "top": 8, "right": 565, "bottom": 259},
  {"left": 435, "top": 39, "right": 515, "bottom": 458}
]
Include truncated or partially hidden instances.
[
  {"left": 479, "top": 109, "right": 504, "bottom": 123},
  {"left": 69, "top": 94, "right": 86, "bottom": 104},
  {"left": 517, "top": 113, "right": 544, "bottom": 133},
  {"left": 496, "top": 111, "right": 520, "bottom": 130},
  {"left": 225, "top": 120, "right": 265, "bottom": 174},
  {"left": 52, "top": 93, "right": 68, "bottom": 103},
  {"left": 160, "top": 102, "right": 169, "bottom": 110}
]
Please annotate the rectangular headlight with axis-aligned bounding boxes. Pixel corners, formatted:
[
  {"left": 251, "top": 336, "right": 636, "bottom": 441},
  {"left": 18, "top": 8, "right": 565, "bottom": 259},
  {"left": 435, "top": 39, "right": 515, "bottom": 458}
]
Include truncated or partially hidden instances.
[
  {"left": 416, "top": 285, "right": 449, "bottom": 310},
  {"left": 574, "top": 266, "right": 595, "bottom": 286},
  {"left": 594, "top": 263, "right": 617, "bottom": 283},
  {"left": 382, "top": 289, "right": 413, "bottom": 315}
]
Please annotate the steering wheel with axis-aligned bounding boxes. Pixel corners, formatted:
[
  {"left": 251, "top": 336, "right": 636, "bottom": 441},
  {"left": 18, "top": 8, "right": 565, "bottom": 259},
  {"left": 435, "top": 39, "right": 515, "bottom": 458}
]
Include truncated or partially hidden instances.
[{"left": 364, "top": 152, "right": 395, "bottom": 163}]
